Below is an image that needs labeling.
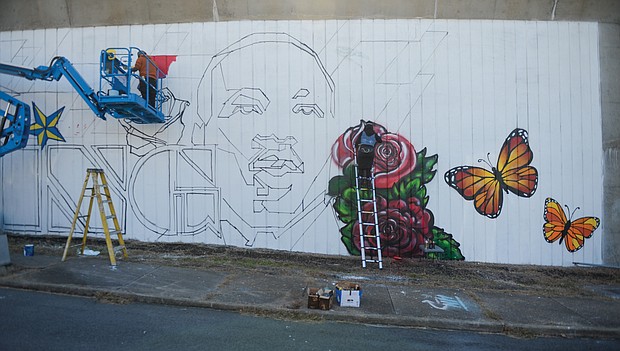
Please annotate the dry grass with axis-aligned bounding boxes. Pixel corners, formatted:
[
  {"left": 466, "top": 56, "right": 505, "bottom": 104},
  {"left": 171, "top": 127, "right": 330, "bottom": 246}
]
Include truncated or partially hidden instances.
[{"left": 6, "top": 233, "right": 619, "bottom": 298}]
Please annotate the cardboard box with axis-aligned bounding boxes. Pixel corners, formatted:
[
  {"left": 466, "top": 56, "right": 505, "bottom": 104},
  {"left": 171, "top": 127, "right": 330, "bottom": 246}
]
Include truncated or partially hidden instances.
[
  {"left": 307, "top": 288, "right": 320, "bottom": 309},
  {"left": 335, "top": 281, "right": 362, "bottom": 307},
  {"left": 307, "top": 287, "right": 334, "bottom": 310},
  {"left": 319, "top": 294, "right": 333, "bottom": 310}
]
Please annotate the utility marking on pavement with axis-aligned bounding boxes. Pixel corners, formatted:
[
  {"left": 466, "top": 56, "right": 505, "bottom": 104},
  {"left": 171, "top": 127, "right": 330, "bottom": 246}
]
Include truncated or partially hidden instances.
[{"left": 422, "top": 294, "right": 468, "bottom": 311}]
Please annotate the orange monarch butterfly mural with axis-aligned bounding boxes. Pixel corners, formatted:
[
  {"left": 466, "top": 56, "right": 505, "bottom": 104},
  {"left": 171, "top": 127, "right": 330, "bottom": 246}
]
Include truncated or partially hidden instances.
[
  {"left": 543, "top": 197, "right": 600, "bottom": 253},
  {"left": 444, "top": 128, "right": 538, "bottom": 218}
]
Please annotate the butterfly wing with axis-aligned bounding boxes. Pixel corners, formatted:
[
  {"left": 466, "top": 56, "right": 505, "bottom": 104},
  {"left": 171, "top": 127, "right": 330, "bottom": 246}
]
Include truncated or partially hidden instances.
[
  {"left": 444, "top": 166, "right": 503, "bottom": 218},
  {"left": 497, "top": 128, "right": 538, "bottom": 197},
  {"left": 563, "top": 216, "right": 600, "bottom": 252},
  {"left": 543, "top": 197, "right": 567, "bottom": 243}
]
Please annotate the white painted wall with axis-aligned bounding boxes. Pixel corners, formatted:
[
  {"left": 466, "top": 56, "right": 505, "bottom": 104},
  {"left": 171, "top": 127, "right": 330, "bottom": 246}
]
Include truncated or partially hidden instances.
[{"left": 0, "top": 20, "right": 602, "bottom": 266}]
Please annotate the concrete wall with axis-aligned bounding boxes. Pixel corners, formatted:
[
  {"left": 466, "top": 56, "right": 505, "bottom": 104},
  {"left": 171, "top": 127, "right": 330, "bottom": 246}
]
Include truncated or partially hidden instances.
[
  {"left": 600, "top": 23, "right": 620, "bottom": 266},
  {"left": 1, "top": 0, "right": 618, "bottom": 266},
  {"left": 1, "top": 0, "right": 619, "bottom": 31},
  {"left": 0, "top": 20, "right": 604, "bottom": 266}
]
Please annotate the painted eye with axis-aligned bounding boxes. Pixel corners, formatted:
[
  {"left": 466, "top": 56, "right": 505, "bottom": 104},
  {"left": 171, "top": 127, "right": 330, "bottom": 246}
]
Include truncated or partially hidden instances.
[
  {"left": 295, "top": 105, "right": 314, "bottom": 115},
  {"left": 218, "top": 88, "right": 270, "bottom": 118},
  {"left": 292, "top": 104, "right": 324, "bottom": 118},
  {"left": 239, "top": 105, "right": 262, "bottom": 115}
]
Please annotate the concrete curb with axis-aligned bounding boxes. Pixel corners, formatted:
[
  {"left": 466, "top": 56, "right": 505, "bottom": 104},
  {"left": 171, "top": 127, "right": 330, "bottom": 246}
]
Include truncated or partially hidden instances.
[{"left": 1, "top": 280, "right": 618, "bottom": 340}]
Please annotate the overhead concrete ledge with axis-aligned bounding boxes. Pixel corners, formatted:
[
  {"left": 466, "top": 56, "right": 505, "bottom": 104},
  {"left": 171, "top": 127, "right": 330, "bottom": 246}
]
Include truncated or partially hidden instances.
[{"left": 1, "top": 0, "right": 619, "bottom": 31}]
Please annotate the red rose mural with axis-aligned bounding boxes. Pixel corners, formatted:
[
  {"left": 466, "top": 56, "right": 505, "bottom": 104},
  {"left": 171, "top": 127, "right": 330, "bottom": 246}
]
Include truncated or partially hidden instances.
[
  {"left": 374, "top": 133, "right": 416, "bottom": 189},
  {"left": 352, "top": 196, "right": 434, "bottom": 257},
  {"left": 331, "top": 123, "right": 387, "bottom": 168},
  {"left": 328, "top": 121, "right": 464, "bottom": 260},
  {"left": 331, "top": 126, "right": 416, "bottom": 189}
]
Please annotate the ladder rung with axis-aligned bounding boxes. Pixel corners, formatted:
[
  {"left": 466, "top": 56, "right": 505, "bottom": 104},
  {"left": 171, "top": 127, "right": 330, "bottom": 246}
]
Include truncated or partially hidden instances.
[
  {"left": 113, "top": 245, "right": 126, "bottom": 253},
  {"left": 363, "top": 234, "right": 379, "bottom": 238},
  {"left": 105, "top": 215, "right": 116, "bottom": 220},
  {"left": 364, "top": 247, "right": 379, "bottom": 251},
  {"left": 109, "top": 230, "right": 123, "bottom": 235},
  {"left": 364, "top": 259, "right": 381, "bottom": 263},
  {"left": 84, "top": 195, "right": 110, "bottom": 199},
  {"left": 361, "top": 222, "right": 377, "bottom": 226},
  {"left": 359, "top": 199, "right": 375, "bottom": 203}
]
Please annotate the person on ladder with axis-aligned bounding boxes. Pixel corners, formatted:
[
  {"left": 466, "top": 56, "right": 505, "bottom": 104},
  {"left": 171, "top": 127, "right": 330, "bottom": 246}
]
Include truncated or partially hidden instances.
[{"left": 355, "top": 120, "right": 382, "bottom": 187}]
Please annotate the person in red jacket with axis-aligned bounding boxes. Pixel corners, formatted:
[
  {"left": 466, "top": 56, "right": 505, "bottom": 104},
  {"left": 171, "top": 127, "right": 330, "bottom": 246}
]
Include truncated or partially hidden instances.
[{"left": 131, "top": 51, "right": 158, "bottom": 108}]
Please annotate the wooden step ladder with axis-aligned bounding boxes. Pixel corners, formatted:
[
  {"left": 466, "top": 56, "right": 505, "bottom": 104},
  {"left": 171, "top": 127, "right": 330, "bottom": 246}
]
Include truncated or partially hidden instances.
[
  {"left": 353, "top": 161, "right": 383, "bottom": 269},
  {"left": 62, "top": 168, "right": 127, "bottom": 266}
]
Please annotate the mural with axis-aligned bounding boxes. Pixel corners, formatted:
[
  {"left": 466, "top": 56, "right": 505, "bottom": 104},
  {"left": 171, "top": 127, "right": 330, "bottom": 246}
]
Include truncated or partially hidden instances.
[
  {"left": 329, "top": 121, "right": 463, "bottom": 259},
  {"left": 543, "top": 197, "right": 600, "bottom": 253},
  {"left": 444, "top": 128, "right": 538, "bottom": 219},
  {"left": 194, "top": 32, "right": 340, "bottom": 249},
  {"left": 29, "top": 103, "right": 66, "bottom": 149},
  {"left": 0, "top": 20, "right": 604, "bottom": 266}
]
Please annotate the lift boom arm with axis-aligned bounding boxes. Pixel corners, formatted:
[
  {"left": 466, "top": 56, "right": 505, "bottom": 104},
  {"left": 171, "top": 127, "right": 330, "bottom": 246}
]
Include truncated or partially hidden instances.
[
  {"left": 0, "top": 57, "right": 107, "bottom": 120},
  {"left": 0, "top": 47, "right": 167, "bottom": 157}
]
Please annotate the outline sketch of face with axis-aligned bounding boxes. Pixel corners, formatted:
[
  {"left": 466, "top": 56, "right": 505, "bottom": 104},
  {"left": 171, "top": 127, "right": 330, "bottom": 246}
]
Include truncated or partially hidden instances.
[{"left": 197, "top": 32, "right": 335, "bottom": 243}]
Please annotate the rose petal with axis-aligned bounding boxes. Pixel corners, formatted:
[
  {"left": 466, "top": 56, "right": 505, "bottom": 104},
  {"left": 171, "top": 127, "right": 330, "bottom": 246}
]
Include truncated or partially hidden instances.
[{"left": 374, "top": 133, "right": 416, "bottom": 189}]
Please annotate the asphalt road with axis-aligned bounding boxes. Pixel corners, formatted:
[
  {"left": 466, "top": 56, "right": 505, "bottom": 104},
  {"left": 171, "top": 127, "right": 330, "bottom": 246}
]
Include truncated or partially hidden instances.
[{"left": 0, "top": 288, "right": 617, "bottom": 351}]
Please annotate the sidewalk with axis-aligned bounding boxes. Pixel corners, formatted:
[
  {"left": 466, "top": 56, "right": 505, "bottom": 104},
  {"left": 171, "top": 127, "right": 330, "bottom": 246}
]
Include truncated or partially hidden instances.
[{"left": 1, "top": 253, "right": 619, "bottom": 340}]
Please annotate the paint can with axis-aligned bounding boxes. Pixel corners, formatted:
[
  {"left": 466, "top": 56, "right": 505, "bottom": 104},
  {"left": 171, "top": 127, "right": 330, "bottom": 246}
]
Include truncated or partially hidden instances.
[{"left": 23, "top": 244, "right": 34, "bottom": 257}]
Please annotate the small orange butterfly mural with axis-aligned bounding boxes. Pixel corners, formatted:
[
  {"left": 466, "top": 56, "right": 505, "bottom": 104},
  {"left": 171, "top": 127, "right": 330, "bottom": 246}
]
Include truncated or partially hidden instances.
[
  {"left": 543, "top": 197, "right": 600, "bottom": 253},
  {"left": 444, "top": 128, "right": 538, "bottom": 218}
]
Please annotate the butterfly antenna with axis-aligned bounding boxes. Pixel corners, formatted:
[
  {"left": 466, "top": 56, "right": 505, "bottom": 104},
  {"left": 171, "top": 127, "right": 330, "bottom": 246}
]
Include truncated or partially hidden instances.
[
  {"left": 477, "top": 153, "right": 494, "bottom": 169},
  {"left": 486, "top": 153, "right": 494, "bottom": 167},
  {"left": 569, "top": 206, "right": 580, "bottom": 220}
]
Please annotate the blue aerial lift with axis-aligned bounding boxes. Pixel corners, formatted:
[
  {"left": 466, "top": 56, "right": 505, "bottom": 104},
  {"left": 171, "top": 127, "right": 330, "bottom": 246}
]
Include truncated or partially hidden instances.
[{"left": 0, "top": 47, "right": 166, "bottom": 157}]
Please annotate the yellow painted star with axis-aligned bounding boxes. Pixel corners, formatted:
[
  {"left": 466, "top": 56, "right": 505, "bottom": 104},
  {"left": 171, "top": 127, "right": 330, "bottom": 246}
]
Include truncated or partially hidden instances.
[{"left": 29, "top": 102, "right": 66, "bottom": 148}]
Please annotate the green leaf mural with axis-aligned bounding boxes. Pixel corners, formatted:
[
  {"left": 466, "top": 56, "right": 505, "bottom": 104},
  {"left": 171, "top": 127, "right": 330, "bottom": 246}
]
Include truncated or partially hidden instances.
[
  {"left": 340, "top": 221, "right": 360, "bottom": 256},
  {"left": 427, "top": 226, "right": 465, "bottom": 260}
]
